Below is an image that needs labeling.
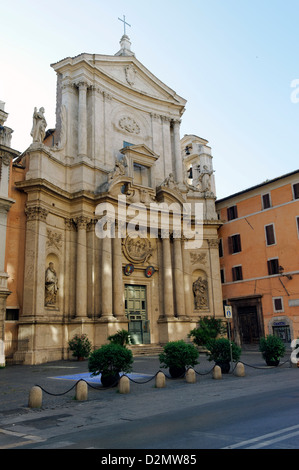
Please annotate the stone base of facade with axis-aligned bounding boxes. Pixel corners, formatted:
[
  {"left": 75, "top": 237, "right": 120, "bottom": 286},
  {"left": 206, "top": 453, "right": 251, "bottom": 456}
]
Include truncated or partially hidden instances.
[{"left": 12, "top": 315, "right": 205, "bottom": 365}]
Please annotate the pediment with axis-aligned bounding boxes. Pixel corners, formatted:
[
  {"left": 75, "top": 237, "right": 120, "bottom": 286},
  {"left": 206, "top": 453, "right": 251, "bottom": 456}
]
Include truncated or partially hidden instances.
[
  {"left": 120, "top": 143, "right": 159, "bottom": 165},
  {"left": 52, "top": 53, "right": 186, "bottom": 110}
]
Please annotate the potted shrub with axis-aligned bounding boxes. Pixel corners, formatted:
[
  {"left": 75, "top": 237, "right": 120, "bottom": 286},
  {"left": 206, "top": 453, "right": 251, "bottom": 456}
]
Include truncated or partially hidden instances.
[
  {"left": 88, "top": 343, "right": 133, "bottom": 387},
  {"left": 259, "top": 335, "right": 286, "bottom": 366},
  {"left": 68, "top": 333, "right": 92, "bottom": 361},
  {"left": 108, "top": 329, "right": 130, "bottom": 347},
  {"left": 188, "top": 316, "right": 226, "bottom": 348},
  {"left": 206, "top": 338, "right": 241, "bottom": 373},
  {"left": 159, "top": 340, "right": 199, "bottom": 378}
]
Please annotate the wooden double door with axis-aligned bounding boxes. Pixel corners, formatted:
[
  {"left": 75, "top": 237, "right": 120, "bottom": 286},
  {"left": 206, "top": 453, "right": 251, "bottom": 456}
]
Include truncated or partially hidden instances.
[{"left": 125, "top": 285, "right": 150, "bottom": 345}]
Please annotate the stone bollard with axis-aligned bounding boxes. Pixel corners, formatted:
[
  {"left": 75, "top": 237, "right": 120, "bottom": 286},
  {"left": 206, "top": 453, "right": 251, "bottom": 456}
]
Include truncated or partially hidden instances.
[
  {"left": 185, "top": 368, "right": 196, "bottom": 384},
  {"left": 118, "top": 375, "right": 130, "bottom": 394},
  {"left": 28, "top": 386, "right": 42, "bottom": 408},
  {"left": 76, "top": 380, "right": 88, "bottom": 401},
  {"left": 213, "top": 365, "right": 222, "bottom": 380},
  {"left": 234, "top": 362, "right": 245, "bottom": 377},
  {"left": 155, "top": 371, "right": 166, "bottom": 388}
]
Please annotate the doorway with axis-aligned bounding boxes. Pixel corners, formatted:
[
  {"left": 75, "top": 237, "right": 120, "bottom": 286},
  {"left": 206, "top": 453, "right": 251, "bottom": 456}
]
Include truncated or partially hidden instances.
[
  {"left": 238, "top": 306, "right": 260, "bottom": 344},
  {"left": 125, "top": 285, "right": 150, "bottom": 345}
]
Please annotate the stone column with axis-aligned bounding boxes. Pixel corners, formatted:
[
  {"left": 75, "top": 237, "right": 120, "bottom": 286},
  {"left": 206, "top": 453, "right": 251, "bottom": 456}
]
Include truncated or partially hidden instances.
[
  {"left": 75, "top": 216, "right": 88, "bottom": 318},
  {"left": 112, "top": 230, "right": 125, "bottom": 319},
  {"left": 23, "top": 206, "right": 48, "bottom": 318},
  {"left": 172, "top": 120, "right": 184, "bottom": 185},
  {"left": 77, "top": 82, "right": 88, "bottom": 158},
  {"left": 173, "top": 233, "right": 186, "bottom": 318},
  {"left": 162, "top": 231, "right": 174, "bottom": 317},
  {"left": 182, "top": 238, "right": 193, "bottom": 317},
  {"left": 101, "top": 226, "right": 113, "bottom": 319}
]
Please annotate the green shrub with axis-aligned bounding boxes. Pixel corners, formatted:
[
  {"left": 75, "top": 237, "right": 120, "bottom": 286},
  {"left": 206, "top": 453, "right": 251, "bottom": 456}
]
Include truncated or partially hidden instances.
[
  {"left": 68, "top": 334, "right": 92, "bottom": 359},
  {"left": 108, "top": 329, "right": 130, "bottom": 347},
  {"left": 159, "top": 340, "right": 199, "bottom": 370},
  {"left": 259, "top": 335, "right": 286, "bottom": 363},
  {"left": 88, "top": 343, "right": 133, "bottom": 378},
  {"left": 188, "top": 316, "right": 226, "bottom": 347},
  {"left": 206, "top": 338, "right": 241, "bottom": 363}
]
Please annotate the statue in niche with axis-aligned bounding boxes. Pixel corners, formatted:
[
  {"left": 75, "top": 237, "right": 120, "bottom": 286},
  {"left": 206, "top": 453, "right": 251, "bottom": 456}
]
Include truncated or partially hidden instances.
[
  {"left": 45, "top": 262, "right": 59, "bottom": 306},
  {"left": 31, "top": 107, "right": 47, "bottom": 143},
  {"left": 193, "top": 276, "right": 208, "bottom": 310}
]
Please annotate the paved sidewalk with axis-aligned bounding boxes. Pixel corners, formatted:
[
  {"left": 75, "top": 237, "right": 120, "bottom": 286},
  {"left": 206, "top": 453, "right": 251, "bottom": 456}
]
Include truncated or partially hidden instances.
[{"left": 0, "top": 348, "right": 294, "bottom": 415}]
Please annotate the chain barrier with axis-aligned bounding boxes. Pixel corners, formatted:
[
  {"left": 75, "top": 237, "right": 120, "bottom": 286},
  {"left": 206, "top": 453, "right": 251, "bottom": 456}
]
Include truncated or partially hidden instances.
[{"left": 35, "top": 357, "right": 294, "bottom": 398}]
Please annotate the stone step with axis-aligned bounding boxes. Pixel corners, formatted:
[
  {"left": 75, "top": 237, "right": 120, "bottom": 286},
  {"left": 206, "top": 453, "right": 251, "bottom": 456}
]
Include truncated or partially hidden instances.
[{"left": 128, "top": 344, "right": 164, "bottom": 357}]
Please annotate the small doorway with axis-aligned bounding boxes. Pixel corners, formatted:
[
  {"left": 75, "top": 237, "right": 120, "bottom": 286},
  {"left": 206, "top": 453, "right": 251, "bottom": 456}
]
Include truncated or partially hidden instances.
[
  {"left": 125, "top": 285, "right": 150, "bottom": 345},
  {"left": 238, "top": 306, "right": 260, "bottom": 344}
]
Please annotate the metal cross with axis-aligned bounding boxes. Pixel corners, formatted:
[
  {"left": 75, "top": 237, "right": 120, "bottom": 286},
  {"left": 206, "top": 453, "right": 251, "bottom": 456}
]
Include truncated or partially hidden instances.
[{"left": 118, "top": 15, "right": 131, "bottom": 36}]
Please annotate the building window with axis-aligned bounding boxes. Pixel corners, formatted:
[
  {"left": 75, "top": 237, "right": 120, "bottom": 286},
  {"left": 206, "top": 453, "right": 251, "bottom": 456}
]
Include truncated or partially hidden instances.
[
  {"left": 293, "top": 183, "right": 299, "bottom": 200},
  {"left": 267, "top": 258, "right": 279, "bottom": 275},
  {"left": 220, "top": 268, "right": 225, "bottom": 284},
  {"left": 228, "top": 234, "right": 242, "bottom": 254},
  {"left": 273, "top": 297, "right": 284, "bottom": 313},
  {"left": 123, "top": 141, "right": 134, "bottom": 148},
  {"left": 133, "top": 162, "right": 150, "bottom": 186},
  {"left": 262, "top": 193, "right": 271, "bottom": 210},
  {"left": 265, "top": 224, "right": 276, "bottom": 246},
  {"left": 232, "top": 265, "right": 243, "bottom": 281},
  {"left": 219, "top": 239, "right": 223, "bottom": 257},
  {"left": 296, "top": 216, "right": 299, "bottom": 238},
  {"left": 227, "top": 205, "right": 238, "bottom": 221},
  {"left": 6, "top": 308, "right": 19, "bottom": 321}
]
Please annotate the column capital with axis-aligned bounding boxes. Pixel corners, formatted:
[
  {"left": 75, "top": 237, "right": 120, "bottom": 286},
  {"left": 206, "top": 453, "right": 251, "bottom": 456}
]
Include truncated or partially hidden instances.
[
  {"left": 25, "top": 206, "right": 48, "bottom": 222},
  {"left": 74, "top": 216, "right": 90, "bottom": 229}
]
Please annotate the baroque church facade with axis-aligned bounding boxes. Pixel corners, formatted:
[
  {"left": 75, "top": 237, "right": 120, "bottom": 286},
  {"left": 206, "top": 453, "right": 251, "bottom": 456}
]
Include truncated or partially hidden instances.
[{"left": 6, "top": 34, "right": 223, "bottom": 365}]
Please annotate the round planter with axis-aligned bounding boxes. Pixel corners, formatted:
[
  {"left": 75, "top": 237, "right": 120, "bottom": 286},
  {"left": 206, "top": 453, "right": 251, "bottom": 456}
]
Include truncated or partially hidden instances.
[
  {"left": 101, "top": 372, "right": 120, "bottom": 387},
  {"left": 169, "top": 366, "right": 186, "bottom": 378},
  {"left": 216, "top": 361, "right": 230, "bottom": 374},
  {"left": 265, "top": 358, "right": 280, "bottom": 367}
]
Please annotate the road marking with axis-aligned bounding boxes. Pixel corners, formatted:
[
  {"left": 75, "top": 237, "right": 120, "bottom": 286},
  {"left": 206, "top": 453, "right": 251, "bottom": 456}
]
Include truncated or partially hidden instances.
[
  {"left": 223, "top": 423, "right": 299, "bottom": 449},
  {"left": 0, "top": 427, "right": 45, "bottom": 449}
]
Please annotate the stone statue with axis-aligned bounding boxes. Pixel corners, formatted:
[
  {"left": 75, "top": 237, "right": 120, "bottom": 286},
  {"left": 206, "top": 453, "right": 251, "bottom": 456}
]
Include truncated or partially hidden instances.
[
  {"left": 161, "top": 173, "right": 179, "bottom": 190},
  {"left": 201, "top": 165, "right": 213, "bottom": 192},
  {"left": 193, "top": 276, "right": 208, "bottom": 310},
  {"left": 45, "top": 262, "right": 58, "bottom": 306},
  {"left": 31, "top": 107, "right": 47, "bottom": 143},
  {"left": 108, "top": 157, "right": 126, "bottom": 182}
]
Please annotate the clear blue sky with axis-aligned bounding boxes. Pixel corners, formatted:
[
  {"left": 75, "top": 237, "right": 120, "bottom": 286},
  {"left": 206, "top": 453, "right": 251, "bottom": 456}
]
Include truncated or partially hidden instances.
[{"left": 1, "top": 0, "right": 299, "bottom": 198}]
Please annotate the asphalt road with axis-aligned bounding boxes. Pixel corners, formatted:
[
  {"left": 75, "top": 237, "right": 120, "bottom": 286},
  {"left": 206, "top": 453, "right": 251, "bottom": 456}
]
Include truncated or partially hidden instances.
[{"left": 1, "top": 351, "right": 298, "bottom": 454}]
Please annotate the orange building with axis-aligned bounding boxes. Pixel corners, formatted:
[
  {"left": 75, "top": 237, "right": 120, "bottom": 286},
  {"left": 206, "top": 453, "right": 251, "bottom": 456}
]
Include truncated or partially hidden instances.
[{"left": 216, "top": 170, "right": 299, "bottom": 347}]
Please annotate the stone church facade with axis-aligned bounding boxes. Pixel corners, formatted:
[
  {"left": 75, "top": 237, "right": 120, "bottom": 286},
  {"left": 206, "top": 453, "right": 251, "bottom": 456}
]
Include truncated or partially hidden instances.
[{"left": 8, "top": 34, "right": 223, "bottom": 364}]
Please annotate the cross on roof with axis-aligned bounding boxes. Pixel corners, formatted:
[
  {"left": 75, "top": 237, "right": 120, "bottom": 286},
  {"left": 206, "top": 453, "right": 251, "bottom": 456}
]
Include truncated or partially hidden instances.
[{"left": 118, "top": 15, "right": 131, "bottom": 36}]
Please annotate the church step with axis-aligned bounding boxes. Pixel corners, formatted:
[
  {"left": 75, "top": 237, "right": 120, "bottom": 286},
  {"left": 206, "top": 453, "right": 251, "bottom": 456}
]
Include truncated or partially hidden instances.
[{"left": 128, "top": 344, "right": 164, "bottom": 357}]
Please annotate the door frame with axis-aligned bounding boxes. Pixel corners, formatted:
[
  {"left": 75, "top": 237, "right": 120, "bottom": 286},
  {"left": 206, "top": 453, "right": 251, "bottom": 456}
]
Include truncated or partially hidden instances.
[{"left": 228, "top": 295, "right": 265, "bottom": 346}]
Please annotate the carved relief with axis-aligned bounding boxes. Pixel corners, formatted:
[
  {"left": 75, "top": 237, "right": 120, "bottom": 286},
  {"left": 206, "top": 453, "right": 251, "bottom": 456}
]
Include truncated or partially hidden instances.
[
  {"left": 122, "top": 235, "right": 153, "bottom": 264},
  {"left": 119, "top": 116, "right": 140, "bottom": 134},
  {"left": 125, "top": 65, "right": 136, "bottom": 86},
  {"left": 47, "top": 229, "right": 62, "bottom": 251},
  {"left": 190, "top": 252, "right": 207, "bottom": 265},
  {"left": 193, "top": 276, "right": 208, "bottom": 310}
]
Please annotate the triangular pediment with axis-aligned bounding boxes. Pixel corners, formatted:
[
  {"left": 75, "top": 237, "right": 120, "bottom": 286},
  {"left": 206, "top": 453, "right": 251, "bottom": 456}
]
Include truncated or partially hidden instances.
[
  {"left": 120, "top": 143, "right": 159, "bottom": 163},
  {"left": 52, "top": 53, "right": 186, "bottom": 110}
]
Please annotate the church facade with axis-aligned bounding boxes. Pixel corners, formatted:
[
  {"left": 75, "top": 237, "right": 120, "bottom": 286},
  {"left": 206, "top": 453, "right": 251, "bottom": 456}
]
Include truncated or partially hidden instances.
[{"left": 6, "top": 35, "right": 223, "bottom": 365}]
